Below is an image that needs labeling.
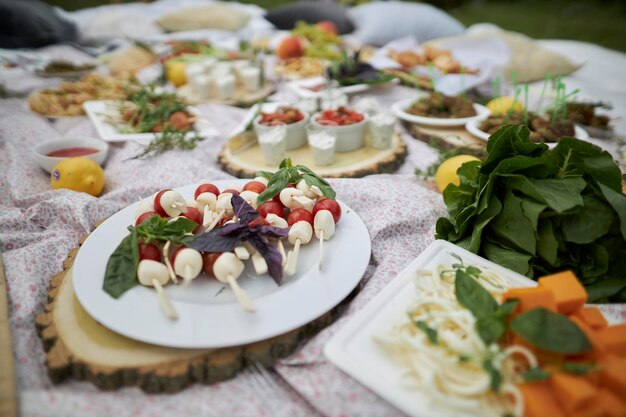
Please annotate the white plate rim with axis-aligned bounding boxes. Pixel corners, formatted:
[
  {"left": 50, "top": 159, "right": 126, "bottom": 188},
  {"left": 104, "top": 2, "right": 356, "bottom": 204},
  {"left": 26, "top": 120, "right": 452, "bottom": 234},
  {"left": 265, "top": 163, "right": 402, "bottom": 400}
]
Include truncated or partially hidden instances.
[
  {"left": 465, "top": 118, "right": 590, "bottom": 148},
  {"left": 392, "top": 97, "right": 490, "bottom": 127},
  {"left": 324, "top": 239, "right": 535, "bottom": 417},
  {"left": 83, "top": 100, "right": 219, "bottom": 143},
  {"left": 73, "top": 179, "right": 371, "bottom": 348}
]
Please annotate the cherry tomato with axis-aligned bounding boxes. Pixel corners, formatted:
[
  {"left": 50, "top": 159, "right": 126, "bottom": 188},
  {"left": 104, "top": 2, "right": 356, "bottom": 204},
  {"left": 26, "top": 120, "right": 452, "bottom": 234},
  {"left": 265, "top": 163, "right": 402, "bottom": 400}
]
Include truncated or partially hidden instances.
[
  {"left": 313, "top": 199, "right": 341, "bottom": 223},
  {"left": 287, "top": 208, "right": 314, "bottom": 226},
  {"left": 217, "top": 216, "right": 230, "bottom": 227},
  {"left": 248, "top": 216, "right": 267, "bottom": 228},
  {"left": 135, "top": 211, "right": 159, "bottom": 226},
  {"left": 202, "top": 252, "right": 221, "bottom": 277},
  {"left": 181, "top": 207, "right": 202, "bottom": 232},
  {"left": 194, "top": 183, "right": 220, "bottom": 200},
  {"left": 243, "top": 181, "right": 266, "bottom": 194},
  {"left": 153, "top": 189, "right": 171, "bottom": 217},
  {"left": 258, "top": 201, "right": 285, "bottom": 218},
  {"left": 139, "top": 243, "right": 161, "bottom": 261},
  {"left": 171, "top": 246, "right": 185, "bottom": 265},
  {"left": 222, "top": 189, "right": 240, "bottom": 196}
]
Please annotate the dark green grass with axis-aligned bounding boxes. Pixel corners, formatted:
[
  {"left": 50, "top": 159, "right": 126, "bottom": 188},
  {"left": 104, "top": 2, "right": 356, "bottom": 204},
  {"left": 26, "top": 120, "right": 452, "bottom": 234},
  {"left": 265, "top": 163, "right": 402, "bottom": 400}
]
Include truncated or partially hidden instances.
[{"left": 45, "top": 0, "right": 626, "bottom": 52}]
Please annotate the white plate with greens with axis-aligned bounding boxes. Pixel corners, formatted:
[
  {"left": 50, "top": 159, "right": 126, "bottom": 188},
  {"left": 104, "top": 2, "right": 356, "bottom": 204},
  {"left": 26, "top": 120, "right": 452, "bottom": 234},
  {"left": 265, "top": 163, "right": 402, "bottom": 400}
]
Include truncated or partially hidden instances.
[
  {"left": 83, "top": 100, "right": 219, "bottom": 143},
  {"left": 73, "top": 179, "right": 371, "bottom": 348},
  {"left": 392, "top": 97, "right": 490, "bottom": 127},
  {"left": 324, "top": 239, "right": 534, "bottom": 417}
]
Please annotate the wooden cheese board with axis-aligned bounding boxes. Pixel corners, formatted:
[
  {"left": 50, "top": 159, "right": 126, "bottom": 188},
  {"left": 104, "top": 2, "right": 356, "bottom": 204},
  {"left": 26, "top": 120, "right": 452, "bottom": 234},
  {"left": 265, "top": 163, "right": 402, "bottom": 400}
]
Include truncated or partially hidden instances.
[
  {"left": 402, "top": 121, "right": 487, "bottom": 151},
  {"left": 218, "top": 131, "right": 408, "bottom": 178},
  {"left": 35, "top": 221, "right": 353, "bottom": 393}
]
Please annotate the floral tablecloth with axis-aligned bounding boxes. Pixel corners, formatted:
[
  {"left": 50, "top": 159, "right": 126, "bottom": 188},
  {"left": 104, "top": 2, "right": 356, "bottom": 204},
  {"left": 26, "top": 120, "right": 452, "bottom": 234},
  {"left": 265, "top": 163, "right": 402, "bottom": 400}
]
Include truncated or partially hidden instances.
[{"left": 1, "top": 49, "right": 625, "bottom": 417}]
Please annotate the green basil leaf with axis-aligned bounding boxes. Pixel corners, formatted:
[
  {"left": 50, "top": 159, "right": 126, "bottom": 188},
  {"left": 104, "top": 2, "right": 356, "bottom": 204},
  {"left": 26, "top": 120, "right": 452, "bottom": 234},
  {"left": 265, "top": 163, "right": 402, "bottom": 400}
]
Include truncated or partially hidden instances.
[
  {"left": 257, "top": 168, "right": 289, "bottom": 205},
  {"left": 510, "top": 308, "right": 592, "bottom": 354},
  {"left": 414, "top": 320, "right": 438, "bottom": 344},
  {"left": 521, "top": 367, "right": 550, "bottom": 382},
  {"left": 103, "top": 228, "right": 139, "bottom": 298},
  {"left": 482, "top": 359, "right": 502, "bottom": 392},
  {"left": 279, "top": 158, "right": 292, "bottom": 169},
  {"left": 297, "top": 165, "right": 336, "bottom": 197},
  {"left": 496, "top": 299, "right": 518, "bottom": 319},
  {"left": 255, "top": 170, "right": 274, "bottom": 180},
  {"left": 476, "top": 315, "right": 506, "bottom": 346},
  {"left": 563, "top": 362, "right": 596, "bottom": 375},
  {"left": 287, "top": 166, "right": 300, "bottom": 184},
  {"left": 454, "top": 269, "right": 498, "bottom": 318}
]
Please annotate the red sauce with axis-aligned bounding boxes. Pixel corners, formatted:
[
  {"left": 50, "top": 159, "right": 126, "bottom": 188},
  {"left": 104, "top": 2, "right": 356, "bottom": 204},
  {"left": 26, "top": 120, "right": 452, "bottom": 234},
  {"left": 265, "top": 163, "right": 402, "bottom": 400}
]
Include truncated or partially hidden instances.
[{"left": 46, "top": 147, "right": 99, "bottom": 157}]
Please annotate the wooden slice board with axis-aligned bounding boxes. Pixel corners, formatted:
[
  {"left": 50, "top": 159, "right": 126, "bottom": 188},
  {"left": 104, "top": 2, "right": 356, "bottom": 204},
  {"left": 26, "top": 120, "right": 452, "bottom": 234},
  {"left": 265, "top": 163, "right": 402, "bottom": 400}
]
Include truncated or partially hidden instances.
[
  {"left": 219, "top": 131, "right": 408, "bottom": 178},
  {"left": 178, "top": 82, "right": 275, "bottom": 108},
  {"left": 402, "top": 122, "right": 487, "bottom": 151},
  {"left": 34, "top": 224, "right": 350, "bottom": 393},
  {"left": 0, "top": 255, "right": 18, "bottom": 417}
]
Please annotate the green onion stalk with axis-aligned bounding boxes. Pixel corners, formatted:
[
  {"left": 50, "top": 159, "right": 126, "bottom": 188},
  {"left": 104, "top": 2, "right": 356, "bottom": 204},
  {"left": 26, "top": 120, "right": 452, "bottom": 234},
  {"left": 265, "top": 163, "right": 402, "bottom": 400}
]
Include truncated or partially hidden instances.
[{"left": 504, "top": 86, "right": 522, "bottom": 125}]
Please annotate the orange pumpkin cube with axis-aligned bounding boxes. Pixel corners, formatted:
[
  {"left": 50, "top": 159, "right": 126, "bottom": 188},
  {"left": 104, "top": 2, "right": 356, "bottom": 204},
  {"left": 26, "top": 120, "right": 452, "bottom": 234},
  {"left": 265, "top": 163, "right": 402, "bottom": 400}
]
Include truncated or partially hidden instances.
[
  {"left": 550, "top": 372, "right": 597, "bottom": 413},
  {"left": 569, "top": 316, "right": 605, "bottom": 358},
  {"left": 572, "top": 306, "right": 608, "bottom": 330},
  {"left": 538, "top": 271, "right": 587, "bottom": 314},
  {"left": 518, "top": 381, "right": 566, "bottom": 417},
  {"left": 596, "top": 389, "right": 626, "bottom": 417},
  {"left": 503, "top": 287, "right": 557, "bottom": 313},
  {"left": 597, "top": 324, "right": 626, "bottom": 356},
  {"left": 598, "top": 354, "right": 626, "bottom": 397}
]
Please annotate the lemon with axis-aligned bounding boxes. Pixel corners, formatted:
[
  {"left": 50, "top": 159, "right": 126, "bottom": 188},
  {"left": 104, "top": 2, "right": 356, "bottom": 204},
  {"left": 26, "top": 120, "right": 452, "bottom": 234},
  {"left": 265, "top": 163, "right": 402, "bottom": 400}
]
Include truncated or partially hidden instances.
[
  {"left": 487, "top": 96, "right": 524, "bottom": 116},
  {"left": 435, "top": 155, "right": 481, "bottom": 193},
  {"left": 51, "top": 157, "right": 105, "bottom": 196},
  {"left": 164, "top": 59, "right": 187, "bottom": 87}
]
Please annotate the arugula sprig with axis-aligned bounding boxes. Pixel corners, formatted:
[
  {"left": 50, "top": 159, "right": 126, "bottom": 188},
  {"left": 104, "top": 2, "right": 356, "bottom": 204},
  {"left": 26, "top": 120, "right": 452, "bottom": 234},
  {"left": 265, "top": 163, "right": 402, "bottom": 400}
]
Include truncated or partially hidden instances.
[
  {"left": 103, "top": 216, "right": 198, "bottom": 299},
  {"left": 256, "top": 158, "right": 336, "bottom": 205}
]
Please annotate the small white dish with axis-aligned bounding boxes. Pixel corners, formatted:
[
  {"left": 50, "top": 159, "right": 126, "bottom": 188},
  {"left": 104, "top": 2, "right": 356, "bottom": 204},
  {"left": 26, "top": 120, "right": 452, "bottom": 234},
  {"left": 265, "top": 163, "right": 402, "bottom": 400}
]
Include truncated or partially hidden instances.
[
  {"left": 310, "top": 111, "right": 368, "bottom": 152},
  {"left": 324, "top": 240, "right": 535, "bottom": 417},
  {"left": 465, "top": 118, "right": 590, "bottom": 149},
  {"left": 253, "top": 109, "right": 309, "bottom": 150},
  {"left": 83, "top": 101, "right": 219, "bottom": 143},
  {"left": 392, "top": 97, "right": 490, "bottom": 127},
  {"left": 33, "top": 137, "right": 109, "bottom": 172}
]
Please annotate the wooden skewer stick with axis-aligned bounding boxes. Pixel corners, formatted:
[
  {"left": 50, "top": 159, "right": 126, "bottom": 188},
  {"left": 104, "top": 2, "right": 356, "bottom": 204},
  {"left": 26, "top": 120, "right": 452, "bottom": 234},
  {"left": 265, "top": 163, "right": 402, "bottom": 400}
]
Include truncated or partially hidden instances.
[
  {"left": 319, "top": 230, "right": 324, "bottom": 271},
  {"left": 172, "top": 202, "right": 186, "bottom": 210},
  {"left": 286, "top": 239, "right": 301, "bottom": 276},
  {"left": 226, "top": 274, "right": 255, "bottom": 313},
  {"left": 152, "top": 278, "right": 178, "bottom": 320},
  {"left": 202, "top": 204, "right": 211, "bottom": 227},
  {"left": 205, "top": 209, "right": 225, "bottom": 232},
  {"left": 277, "top": 240, "right": 287, "bottom": 267},
  {"left": 163, "top": 241, "right": 178, "bottom": 283},
  {"left": 182, "top": 265, "right": 193, "bottom": 287}
]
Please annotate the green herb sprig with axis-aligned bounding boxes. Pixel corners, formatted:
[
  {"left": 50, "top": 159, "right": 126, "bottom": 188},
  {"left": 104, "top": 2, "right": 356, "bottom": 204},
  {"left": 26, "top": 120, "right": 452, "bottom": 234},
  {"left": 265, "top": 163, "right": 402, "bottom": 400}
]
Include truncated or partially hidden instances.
[
  {"left": 103, "top": 216, "right": 198, "bottom": 298},
  {"left": 131, "top": 128, "right": 203, "bottom": 160},
  {"left": 256, "top": 158, "right": 336, "bottom": 205}
]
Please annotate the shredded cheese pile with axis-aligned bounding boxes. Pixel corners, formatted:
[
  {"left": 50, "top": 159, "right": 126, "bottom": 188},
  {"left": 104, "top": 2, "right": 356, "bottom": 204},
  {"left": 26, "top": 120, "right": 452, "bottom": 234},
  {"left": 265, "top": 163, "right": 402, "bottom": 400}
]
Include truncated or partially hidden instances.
[{"left": 376, "top": 264, "right": 537, "bottom": 417}]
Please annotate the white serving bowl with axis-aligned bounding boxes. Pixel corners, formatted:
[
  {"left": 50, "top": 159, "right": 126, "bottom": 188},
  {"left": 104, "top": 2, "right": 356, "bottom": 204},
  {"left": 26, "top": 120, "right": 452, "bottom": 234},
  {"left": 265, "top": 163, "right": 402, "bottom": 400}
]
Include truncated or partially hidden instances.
[
  {"left": 310, "top": 112, "right": 368, "bottom": 152},
  {"left": 253, "top": 110, "right": 309, "bottom": 150},
  {"left": 33, "top": 137, "right": 109, "bottom": 172}
]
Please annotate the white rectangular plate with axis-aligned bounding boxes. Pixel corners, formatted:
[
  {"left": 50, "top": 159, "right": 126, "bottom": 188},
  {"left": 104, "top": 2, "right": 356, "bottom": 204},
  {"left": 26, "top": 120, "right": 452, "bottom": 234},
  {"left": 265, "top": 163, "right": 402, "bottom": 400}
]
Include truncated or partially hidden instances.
[
  {"left": 83, "top": 100, "right": 219, "bottom": 143},
  {"left": 324, "top": 239, "right": 536, "bottom": 417}
]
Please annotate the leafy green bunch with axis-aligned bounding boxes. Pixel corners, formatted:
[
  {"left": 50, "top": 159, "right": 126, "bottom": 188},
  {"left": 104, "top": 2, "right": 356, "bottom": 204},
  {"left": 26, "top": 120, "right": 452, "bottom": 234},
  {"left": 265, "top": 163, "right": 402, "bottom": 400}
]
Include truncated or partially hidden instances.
[{"left": 436, "top": 125, "right": 626, "bottom": 302}]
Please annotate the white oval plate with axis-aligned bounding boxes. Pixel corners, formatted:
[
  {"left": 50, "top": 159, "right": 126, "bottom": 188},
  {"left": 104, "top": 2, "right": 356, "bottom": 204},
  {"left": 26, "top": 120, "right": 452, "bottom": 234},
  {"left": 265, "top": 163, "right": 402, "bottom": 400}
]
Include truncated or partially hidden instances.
[
  {"left": 73, "top": 180, "right": 371, "bottom": 348},
  {"left": 466, "top": 118, "right": 590, "bottom": 148},
  {"left": 83, "top": 100, "right": 219, "bottom": 143},
  {"left": 392, "top": 97, "right": 490, "bottom": 127}
]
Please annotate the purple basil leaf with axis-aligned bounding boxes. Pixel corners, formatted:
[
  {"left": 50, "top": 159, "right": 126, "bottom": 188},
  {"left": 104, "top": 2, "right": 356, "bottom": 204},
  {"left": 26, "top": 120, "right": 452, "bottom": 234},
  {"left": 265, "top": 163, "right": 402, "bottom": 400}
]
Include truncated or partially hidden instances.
[
  {"left": 189, "top": 228, "right": 241, "bottom": 253},
  {"left": 246, "top": 233, "right": 284, "bottom": 285},
  {"left": 231, "top": 193, "right": 259, "bottom": 224},
  {"left": 259, "top": 225, "right": 290, "bottom": 238},
  {"left": 219, "top": 223, "right": 247, "bottom": 235}
]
